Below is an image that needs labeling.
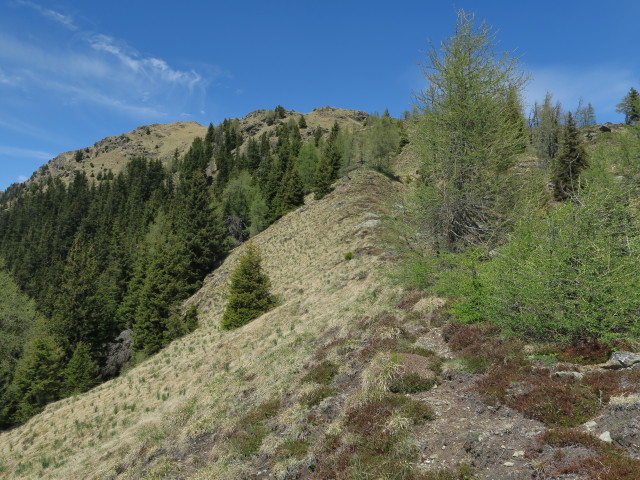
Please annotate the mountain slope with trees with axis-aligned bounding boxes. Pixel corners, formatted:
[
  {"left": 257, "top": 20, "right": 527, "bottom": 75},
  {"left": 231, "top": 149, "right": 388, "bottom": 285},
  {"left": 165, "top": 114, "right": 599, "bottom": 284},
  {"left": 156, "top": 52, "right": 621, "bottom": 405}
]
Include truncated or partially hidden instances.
[
  {"left": 0, "top": 105, "right": 407, "bottom": 428},
  {"left": 1, "top": 10, "right": 640, "bottom": 479}
]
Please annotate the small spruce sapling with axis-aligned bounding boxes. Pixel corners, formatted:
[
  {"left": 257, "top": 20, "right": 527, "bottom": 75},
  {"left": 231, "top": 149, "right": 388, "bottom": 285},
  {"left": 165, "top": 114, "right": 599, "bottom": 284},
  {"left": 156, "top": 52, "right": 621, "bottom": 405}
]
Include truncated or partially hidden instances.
[{"left": 221, "top": 243, "right": 276, "bottom": 329}]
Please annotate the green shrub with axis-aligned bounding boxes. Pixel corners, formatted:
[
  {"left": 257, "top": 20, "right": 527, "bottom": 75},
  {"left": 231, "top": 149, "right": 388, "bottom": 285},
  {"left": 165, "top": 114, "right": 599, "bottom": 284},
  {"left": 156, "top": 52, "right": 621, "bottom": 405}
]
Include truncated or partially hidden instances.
[
  {"left": 302, "top": 361, "right": 339, "bottom": 385},
  {"left": 389, "top": 373, "right": 436, "bottom": 394},
  {"left": 437, "top": 162, "right": 640, "bottom": 344}
]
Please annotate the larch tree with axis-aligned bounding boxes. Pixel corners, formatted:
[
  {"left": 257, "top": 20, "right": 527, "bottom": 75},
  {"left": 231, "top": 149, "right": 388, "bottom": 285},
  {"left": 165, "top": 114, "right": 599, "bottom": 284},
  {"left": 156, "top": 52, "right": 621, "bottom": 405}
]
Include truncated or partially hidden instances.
[
  {"left": 530, "top": 93, "right": 562, "bottom": 166},
  {"left": 413, "top": 9, "right": 528, "bottom": 250}
]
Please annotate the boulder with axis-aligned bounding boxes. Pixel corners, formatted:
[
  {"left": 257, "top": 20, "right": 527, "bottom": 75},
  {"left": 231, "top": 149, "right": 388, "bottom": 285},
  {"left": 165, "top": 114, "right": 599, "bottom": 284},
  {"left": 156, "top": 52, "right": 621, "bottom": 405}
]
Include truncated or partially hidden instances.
[
  {"left": 102, "top": 329, "right": 133, "bottom": 377},
  {"left": 601, "top": 351, "right": 640, "bottom": 370}
]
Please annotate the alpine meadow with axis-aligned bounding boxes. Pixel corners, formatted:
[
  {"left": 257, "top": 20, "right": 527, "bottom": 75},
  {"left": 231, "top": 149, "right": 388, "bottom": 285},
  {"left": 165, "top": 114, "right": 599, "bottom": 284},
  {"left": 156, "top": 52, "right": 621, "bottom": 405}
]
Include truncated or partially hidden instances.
[{"left": 1, "top": 6, "right": 640, "bottom": 480}]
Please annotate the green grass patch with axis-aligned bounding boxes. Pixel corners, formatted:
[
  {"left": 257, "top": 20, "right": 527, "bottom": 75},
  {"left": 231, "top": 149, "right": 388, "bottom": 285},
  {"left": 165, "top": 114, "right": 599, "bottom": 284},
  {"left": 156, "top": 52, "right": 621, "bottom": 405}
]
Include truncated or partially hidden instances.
[
  {"left": 300, "top": 386, "right": 336, "bottom": 407},
  {"left": 228, "top": 399, "right": 280, "bottom": 457},
  {"left": 302, "top": 361, "right": 339, "bottom": 385},
  {"left": 276, "top": 438, "right": 310, "bottom": 460}
]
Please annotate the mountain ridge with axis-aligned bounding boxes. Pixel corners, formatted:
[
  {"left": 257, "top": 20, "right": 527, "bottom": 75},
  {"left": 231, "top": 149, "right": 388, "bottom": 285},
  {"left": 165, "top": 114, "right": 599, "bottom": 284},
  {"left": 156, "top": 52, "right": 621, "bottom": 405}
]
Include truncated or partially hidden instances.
[{"left": 18, "top": 106, "right": 370, "bottom": 190}]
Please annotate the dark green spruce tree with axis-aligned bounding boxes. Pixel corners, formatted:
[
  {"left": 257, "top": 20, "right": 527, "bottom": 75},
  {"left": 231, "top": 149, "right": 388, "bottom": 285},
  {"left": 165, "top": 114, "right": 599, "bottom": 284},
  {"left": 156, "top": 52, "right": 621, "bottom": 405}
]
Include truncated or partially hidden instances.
[
  {"left": 63, "top": 341, "right": 98, "bottom": 396},
  {"left": 278, "top": 164, "right": 305, "bottom": 216},
  {"left": 7, "top": 319, "right": 65, "bottom": 423},
  {"left": 52, "top": 236, "right": 115, "bottom": 355},
  {"left": 221, "top": 243, "right": 275, "bottom": 330},
  {"left": 553, "top": 111, "right": 588, "bottom": 201},
  {"left": 314, "top": 122, "right": 342, "bottom": 199}
]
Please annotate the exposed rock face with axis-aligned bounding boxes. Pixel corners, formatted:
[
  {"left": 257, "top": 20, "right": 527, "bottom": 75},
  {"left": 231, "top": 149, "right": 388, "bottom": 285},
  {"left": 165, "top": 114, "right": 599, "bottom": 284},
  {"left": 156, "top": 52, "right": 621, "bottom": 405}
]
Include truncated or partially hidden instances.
[
  {"left": 596, "top": 395, "right": 640, "bottom": 457},
  {"left": 102, "top": 330, "right": 133, "bottom": 378},
  {"left": 601, "top": 351, "right": 640, "bottom": 369}
]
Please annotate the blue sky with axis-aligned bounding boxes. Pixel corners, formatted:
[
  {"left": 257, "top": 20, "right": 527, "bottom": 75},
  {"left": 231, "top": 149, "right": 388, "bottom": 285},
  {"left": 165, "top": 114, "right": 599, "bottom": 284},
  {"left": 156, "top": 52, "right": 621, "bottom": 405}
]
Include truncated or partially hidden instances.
[{"left": 0, "top": 0, "right": 638, "bottom": 190}]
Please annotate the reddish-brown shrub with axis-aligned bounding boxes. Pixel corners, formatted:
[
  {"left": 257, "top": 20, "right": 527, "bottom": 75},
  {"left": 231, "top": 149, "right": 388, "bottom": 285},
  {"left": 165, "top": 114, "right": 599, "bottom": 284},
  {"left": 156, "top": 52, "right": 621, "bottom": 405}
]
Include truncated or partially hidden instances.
[
  {"left": 533, "top": 428, "right": 640, "bottom": 480},
  {"left": 559, "top": 341, "right": 612, "bottom": 364}
]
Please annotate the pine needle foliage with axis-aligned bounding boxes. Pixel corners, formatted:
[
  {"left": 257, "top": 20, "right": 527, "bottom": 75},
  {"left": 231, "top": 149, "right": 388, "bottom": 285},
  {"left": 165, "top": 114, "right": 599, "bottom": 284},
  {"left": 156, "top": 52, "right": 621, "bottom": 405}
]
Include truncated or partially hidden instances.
[
  {"left": 313, "top": 122, "right": 342, "bottom": 200},
  {"left": 221, "top": 243, "right": 275, "bottom": 330},
  {"left": 63, "top": 342, "right": 98, "bottom": 396},
  {"left": 414, "top": 9, "right": 528, "bottom": 250},
  {"left": 616, "top": 87, "right": 640, "bottom": 125},
  {"left": 552, "top": 111, "right": 588, "bottom": 201},
  {"left": 437, "top": 151, "right": 640, "bottom": 344}
]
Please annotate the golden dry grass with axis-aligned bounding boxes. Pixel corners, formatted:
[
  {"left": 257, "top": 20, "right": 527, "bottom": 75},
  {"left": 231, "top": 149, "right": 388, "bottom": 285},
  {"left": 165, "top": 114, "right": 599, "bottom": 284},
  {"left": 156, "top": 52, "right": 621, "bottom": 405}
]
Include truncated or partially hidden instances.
[
  {"left": 0, "top": 168, "right": 406, "bottom": 479},
  {"left": 30, "top": 106, "right": 368, "bottom": 187},
  {"left": 34, "top": 121, "right": 208, "bottom": 183}
]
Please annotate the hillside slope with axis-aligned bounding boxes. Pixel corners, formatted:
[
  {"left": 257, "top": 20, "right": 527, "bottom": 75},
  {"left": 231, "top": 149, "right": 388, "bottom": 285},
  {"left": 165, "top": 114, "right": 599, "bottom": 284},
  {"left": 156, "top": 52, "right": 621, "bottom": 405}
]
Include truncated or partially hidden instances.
[
  {"left": 4, "top": 123, "right": 638, "bottom": 480},
  {"left": 24, "top": 106, "right": 368, "bottom": 187},
  {"left": 29, "top": 121, "right": 207, "bottom": 185},
  {"left": 0, "top": 168, "right": 405, "bottom": 479}
]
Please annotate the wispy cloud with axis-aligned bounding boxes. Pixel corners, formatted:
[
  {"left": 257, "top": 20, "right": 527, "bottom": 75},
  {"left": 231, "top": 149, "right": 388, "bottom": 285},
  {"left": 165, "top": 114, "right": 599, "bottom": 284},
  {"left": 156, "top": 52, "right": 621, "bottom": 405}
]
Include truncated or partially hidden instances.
[
  {"left": 0, "top": 68, "right": 21, "bottom": 86},
  {"left": 88, "top": 34, "right": 204, "bottom": 89},
  {"left": 0, "top": 145, "right": 52, "bottom": 160},
  {"left": 525, "top": 64, "right": 636, "bottom": 122},
  {"left": 2, "top": 2, "right": 226, "bottom": 120},
  {"left": 0, "top": 114, "right": 68, "bottom": 145},
  {"left": 16, "top": 0, "right": 77, "bottom": 30}
]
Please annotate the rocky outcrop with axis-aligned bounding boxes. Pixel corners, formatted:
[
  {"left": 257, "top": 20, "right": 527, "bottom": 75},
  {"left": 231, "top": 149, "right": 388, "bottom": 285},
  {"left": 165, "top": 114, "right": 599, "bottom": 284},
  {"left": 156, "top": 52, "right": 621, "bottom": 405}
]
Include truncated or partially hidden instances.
[{"left": 102, "top": 330, "right": 133, "bottom": 378}]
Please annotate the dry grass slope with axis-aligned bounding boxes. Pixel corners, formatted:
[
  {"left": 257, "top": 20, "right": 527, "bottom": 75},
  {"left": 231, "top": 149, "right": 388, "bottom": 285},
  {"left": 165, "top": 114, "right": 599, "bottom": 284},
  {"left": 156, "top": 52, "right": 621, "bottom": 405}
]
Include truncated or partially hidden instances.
[
  {"left": 32, "top": 121, "right": 208, "bottom": 184},
  {"left": 0, "top": 168, "right": 405, "bottom": 479}
]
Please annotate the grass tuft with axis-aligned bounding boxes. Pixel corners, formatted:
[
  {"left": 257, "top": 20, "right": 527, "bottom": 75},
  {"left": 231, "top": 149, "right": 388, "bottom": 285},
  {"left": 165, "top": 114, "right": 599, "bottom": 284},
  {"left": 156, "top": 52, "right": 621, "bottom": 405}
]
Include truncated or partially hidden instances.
[{"left": 389, "top": 372, "right": 436, "bottom": 394}]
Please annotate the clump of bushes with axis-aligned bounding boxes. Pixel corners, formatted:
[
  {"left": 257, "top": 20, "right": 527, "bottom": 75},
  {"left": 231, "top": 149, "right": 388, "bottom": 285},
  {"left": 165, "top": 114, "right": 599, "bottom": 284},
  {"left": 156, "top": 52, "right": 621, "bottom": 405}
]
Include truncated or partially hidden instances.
[
  {"left": 529, "top": 428, "right": 640, "bottom": 479},
  {"left": 228, "top": 399, "right": 280, "bottom": 457},
  {"left": 558, "top": 341, "right": 611, "bottom": 365},
  {"left": 443, "top": 322, "right": 640, "bottom": 427},
  {"left": 311, "top": 393, "right": 433, "bottom": 479},
  {"left": 389, "top": 372, "right": 436, "bottom": 394},
  {"left": 300, "top": 386, "right": 335, "bottom": 407},
  {"left": 302, "top": 361, "right": 339, "bottom": 385}
]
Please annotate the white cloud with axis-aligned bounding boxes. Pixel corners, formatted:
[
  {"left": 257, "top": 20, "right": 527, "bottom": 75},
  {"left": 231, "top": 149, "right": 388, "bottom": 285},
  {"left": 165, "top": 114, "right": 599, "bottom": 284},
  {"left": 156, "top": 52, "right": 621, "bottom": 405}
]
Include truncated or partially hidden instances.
[
  {"left": 17, "top": 0, "right": 77, "bottom": 30},
  {"left": 88, "top": 35, "right": 203, "bottom": 89},
  {"left": 2, "top": 3, "right": 226, "bottom": 121},
  {"left": 525, "top": 65, "right": 637, "bottom": 122},
  {"left": 17, "top": 175, "right": 28, "bottom": 182}
]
